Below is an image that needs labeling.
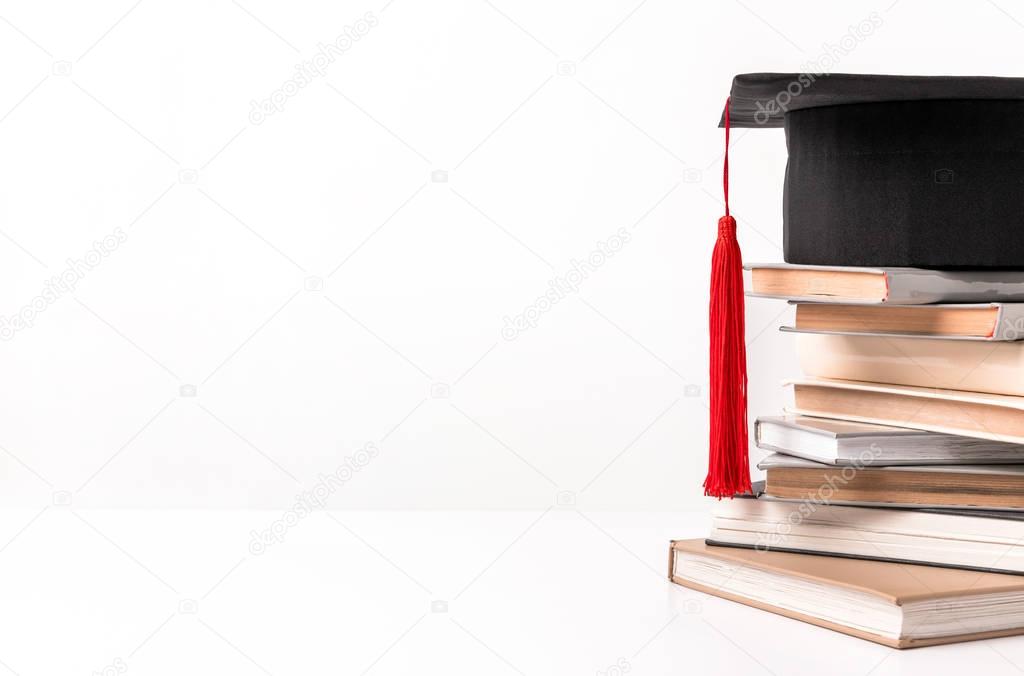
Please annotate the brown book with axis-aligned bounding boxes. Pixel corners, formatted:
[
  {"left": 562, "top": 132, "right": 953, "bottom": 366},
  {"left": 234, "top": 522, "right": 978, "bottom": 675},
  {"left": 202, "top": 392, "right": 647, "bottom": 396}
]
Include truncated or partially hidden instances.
[
  {"left": 793, "top": 303, "right": 1006, "bottom": 338},
  {"left": 787, "top": 378, "right": 1024, "bottom": 443},
  {"left": 745, "top": 263, "right": 1024, "bottom": 304},
  {"left": 751, "top": 266, "right": 888, "bottom": 301},
  {"left": 669, "top": 539, "right": 1024, "bottom": 648},
  {"left": 759, "top": 453, "right": 1024, "bottom": 509}
]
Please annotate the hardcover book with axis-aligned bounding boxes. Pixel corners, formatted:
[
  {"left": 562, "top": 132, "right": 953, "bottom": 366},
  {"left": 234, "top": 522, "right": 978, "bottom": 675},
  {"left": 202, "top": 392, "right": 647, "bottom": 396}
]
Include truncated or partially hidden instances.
[
  {"left": 786, "top": 377, "right": 1024, "bottom": 443},
  {"left": 784, "top": 302, "right": 1024, "bottom": 340},
  {"left": 796, "top": 333, "right": 1024, "bottom": 397},
  {"left": 746, "top": 264, "right": 1024, "bottom": 304},
  {"left": 669, "top": 539, "right": 1024, "bottom": 648},
  {"left": 755, "top": 415, "right": 1024, "bottom": 465},
  {"left": 758, "top": 452, "right": 1024, "bottom": 510},
  {"left": 709, "top": 498, "right": 1024, "bottom": 574}
]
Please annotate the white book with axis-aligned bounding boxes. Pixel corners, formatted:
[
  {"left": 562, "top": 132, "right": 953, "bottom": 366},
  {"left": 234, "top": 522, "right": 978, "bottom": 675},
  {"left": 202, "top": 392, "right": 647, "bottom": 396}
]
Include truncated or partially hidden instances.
[
  {"left": 709, "top": 497, "right": 1024, "bottom": 574},
  {"left": 755, "top": 415, "right": 1024, "bottom": 465},
  {"left": 757, "top": 452, "right": 1024, "bottom": 476}
]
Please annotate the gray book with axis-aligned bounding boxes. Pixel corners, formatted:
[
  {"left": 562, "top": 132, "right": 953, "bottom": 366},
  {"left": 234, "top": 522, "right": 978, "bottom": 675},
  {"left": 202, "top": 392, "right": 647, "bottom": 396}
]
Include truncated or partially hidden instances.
[{"left": 755, "top": 415, "right": 1024, "bottom": 466}]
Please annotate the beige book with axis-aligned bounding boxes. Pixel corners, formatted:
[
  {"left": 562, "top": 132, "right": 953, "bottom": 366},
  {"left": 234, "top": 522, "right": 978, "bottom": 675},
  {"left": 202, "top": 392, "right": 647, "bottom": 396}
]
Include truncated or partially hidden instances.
[
  {"left": 797, "top": 332, "right": 1024, "bottom": 397},
  {"left": 792, "top": 303, "right": 1017, "bottom": 338},
  {"left": 786, "top": 377, "right": 1024, "bottom": 443},
  {"left": 669, "top": 539, "right": 1024, "bottom": 648}
]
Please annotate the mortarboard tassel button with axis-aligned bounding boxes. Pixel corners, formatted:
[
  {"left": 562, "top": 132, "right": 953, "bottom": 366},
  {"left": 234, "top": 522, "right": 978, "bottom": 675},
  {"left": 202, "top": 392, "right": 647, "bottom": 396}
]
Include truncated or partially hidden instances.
[{"left": 704, "top": 97, "right": 751, "bottom": 499}]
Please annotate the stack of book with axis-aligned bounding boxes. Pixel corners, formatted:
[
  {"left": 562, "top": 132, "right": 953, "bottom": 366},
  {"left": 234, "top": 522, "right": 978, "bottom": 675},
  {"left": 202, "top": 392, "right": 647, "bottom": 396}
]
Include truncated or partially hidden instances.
[{"left": 671, "top": 263, "right": 1024, "bottom": 648}]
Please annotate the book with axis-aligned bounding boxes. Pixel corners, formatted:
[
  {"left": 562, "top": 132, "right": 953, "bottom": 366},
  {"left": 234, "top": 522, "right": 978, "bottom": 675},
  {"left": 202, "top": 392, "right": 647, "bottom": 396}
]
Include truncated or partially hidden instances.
[
  {"left": 758, "top": 453, "right": 1024, "bottom": 510},
  {"left": 796, "top": 332, "right": 1024, "bottom": 397},
  {"left": 669, "top": 538, "right": 1024, "bottom": 648},
  {"left": 708, "top": 498, "right": 1024, "bottom": 574},
  {"left": 755, "top": 415, "right": 1024, "bottom": 465},
  {"left": 785, "top": 302, "right": 1024, "bottom": 340},
  {"left": 746, "top": 263, "right": 1024, "bottom": 304},
  {"left": 786, "top": 377, "right": 1024, "bottom": 443}
]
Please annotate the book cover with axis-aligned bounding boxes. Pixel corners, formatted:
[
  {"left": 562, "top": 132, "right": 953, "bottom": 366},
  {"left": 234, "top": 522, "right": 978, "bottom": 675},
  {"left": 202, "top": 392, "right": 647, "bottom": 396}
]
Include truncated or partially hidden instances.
[{"left": 669, "top": 539, "right": 1024, "bottom": 648}]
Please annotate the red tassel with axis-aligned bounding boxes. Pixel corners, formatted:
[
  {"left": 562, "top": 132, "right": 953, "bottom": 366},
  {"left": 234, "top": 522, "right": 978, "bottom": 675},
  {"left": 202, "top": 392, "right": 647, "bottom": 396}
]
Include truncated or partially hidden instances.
[{"left": 704, "top": 97, "right": 750, "bottom": 499}]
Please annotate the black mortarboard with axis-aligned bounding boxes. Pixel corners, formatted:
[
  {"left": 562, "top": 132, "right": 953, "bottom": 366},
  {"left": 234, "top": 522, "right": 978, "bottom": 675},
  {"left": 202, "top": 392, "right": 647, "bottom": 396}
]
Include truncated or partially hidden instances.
[
  {"left": 722, "top": 73, "right": 1024, "bottom": 268},
  {"left": 704, "top": 73, "right": 1024, "bottom": 499}
]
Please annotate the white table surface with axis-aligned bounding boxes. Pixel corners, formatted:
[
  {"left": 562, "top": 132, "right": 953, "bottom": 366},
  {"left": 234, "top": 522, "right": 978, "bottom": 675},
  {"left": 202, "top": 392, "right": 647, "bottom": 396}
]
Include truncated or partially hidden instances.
[{"left": 4, "top": 507, "right": 1024, "bottom": 675}]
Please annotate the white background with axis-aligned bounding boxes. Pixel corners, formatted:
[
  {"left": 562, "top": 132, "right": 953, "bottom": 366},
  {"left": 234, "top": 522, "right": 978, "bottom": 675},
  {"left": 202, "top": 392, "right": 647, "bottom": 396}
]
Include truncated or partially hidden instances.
[{"left": 4, "top": 0, "right": 1024, "bottom": 673}]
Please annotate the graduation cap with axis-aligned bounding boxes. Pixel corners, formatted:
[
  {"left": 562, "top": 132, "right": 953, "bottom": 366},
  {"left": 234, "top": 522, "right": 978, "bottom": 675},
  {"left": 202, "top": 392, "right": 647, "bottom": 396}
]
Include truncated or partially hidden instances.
[{"left": 705, "top": 73, "right": 1024, "bottom": 498}]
